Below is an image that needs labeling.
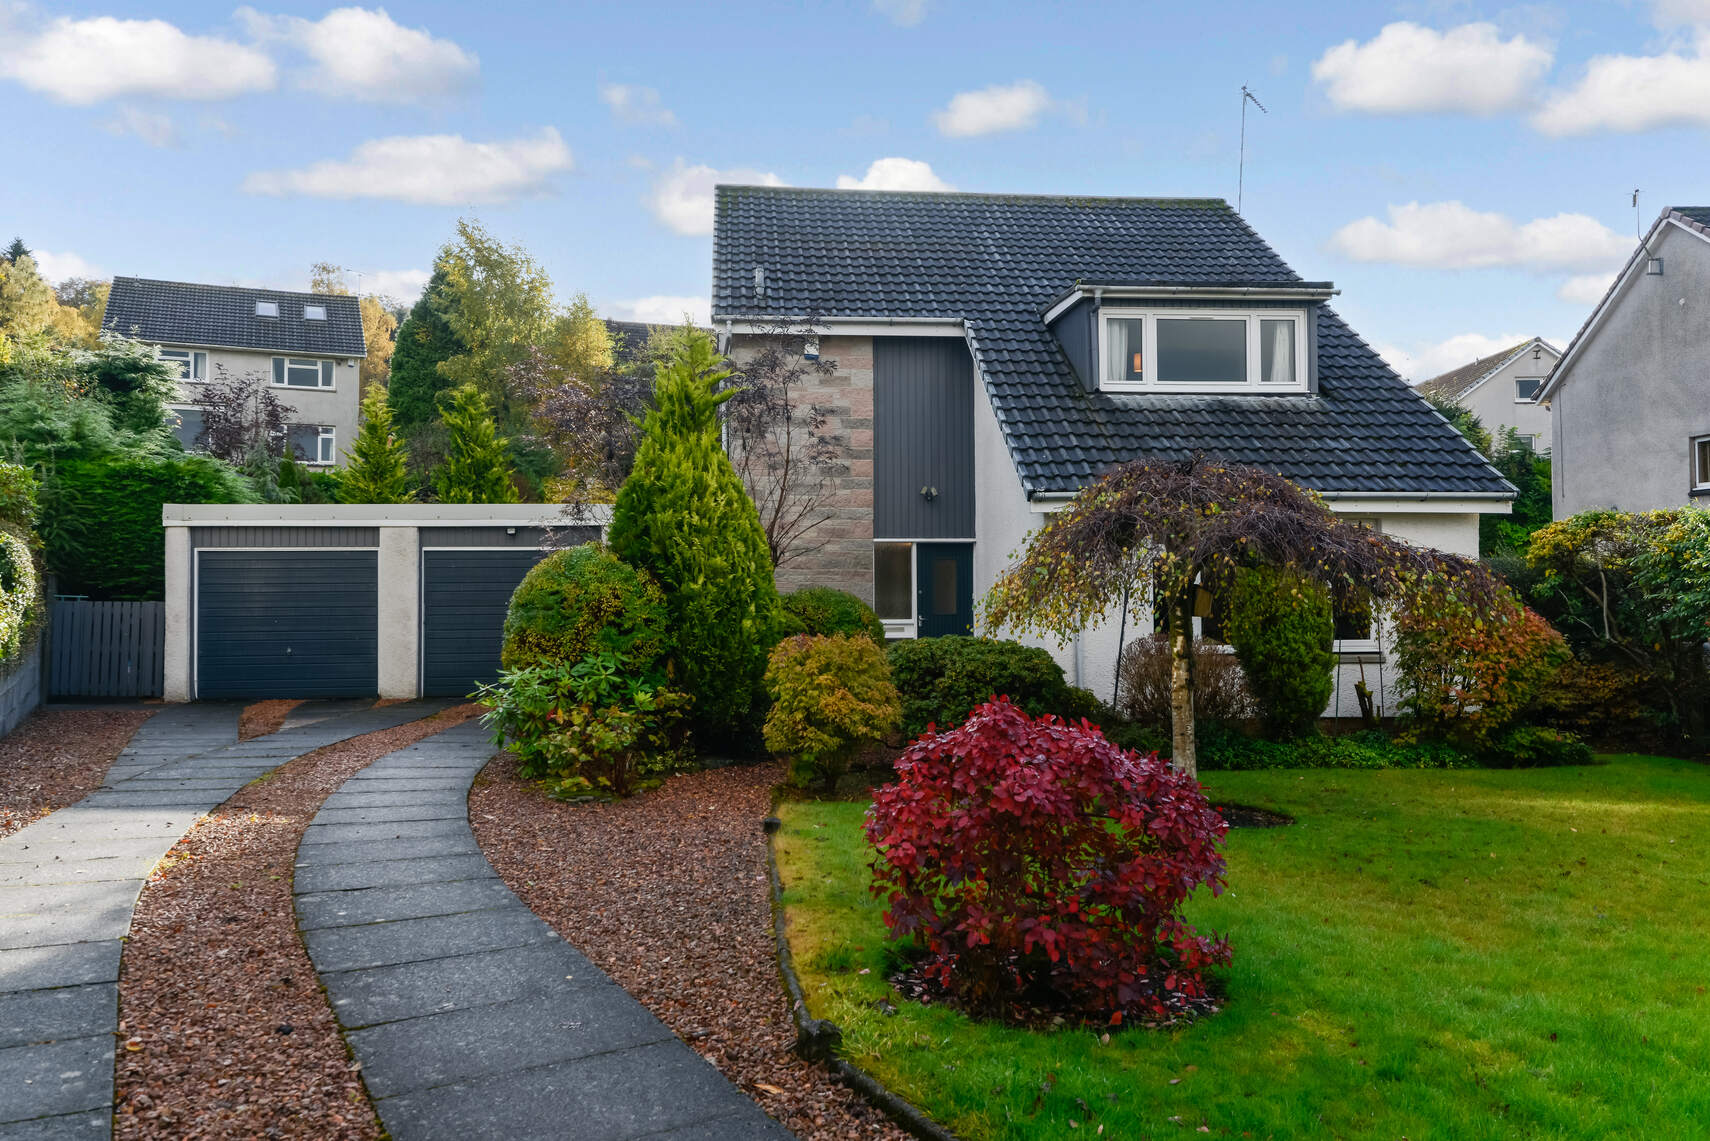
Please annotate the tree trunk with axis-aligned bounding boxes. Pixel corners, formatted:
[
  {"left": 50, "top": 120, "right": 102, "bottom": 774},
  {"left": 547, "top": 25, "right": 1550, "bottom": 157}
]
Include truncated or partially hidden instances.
[{"left": 1169, "top": 589, "right": 1197, "bottom": 777}]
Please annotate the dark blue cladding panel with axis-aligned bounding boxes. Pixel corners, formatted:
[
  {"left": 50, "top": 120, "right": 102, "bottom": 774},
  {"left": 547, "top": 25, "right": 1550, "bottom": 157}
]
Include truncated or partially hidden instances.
[
  {"left": 875, "top": 337, "right": 975, "bottom": 539},
  {"left": 197, "top": 550, "right": 378, "bottom": 698},
  {"left": 420, "top": 548, "right": 550, "bottom": 698}
]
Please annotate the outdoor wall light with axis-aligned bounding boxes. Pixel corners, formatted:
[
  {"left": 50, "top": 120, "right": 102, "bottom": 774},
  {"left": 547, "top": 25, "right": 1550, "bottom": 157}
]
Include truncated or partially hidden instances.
[
  {"left": 920, "top": 486, "right": 938, "bottom": 501},
  {"left": 505, "top": 527, "right": 517, "bottom": 536}
]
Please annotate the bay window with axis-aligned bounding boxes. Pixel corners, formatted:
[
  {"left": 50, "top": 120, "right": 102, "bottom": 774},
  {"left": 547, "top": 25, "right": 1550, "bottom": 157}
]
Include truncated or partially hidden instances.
[{"left": 1100, "top": 309, "right": 1307, "bottom": 393}]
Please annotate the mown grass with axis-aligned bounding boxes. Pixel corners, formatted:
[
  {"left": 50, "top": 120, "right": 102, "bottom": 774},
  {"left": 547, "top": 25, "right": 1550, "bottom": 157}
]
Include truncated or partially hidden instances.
[{"left": 775, "top": 755, "right": 1710, "bottom": 1139}]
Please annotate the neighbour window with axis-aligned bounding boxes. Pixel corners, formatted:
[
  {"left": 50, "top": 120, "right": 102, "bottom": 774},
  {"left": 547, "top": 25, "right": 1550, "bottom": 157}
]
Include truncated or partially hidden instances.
[
  {"left": 255, "top": 301, "right": 279, "bottom": 318},
  {"left": 159, "top": 348, "right": 207, "bottom": 381},
  {"left": 1694, "top": 435, "right": 1710, "bottom": 491},
  {"left": 1516, "top": 377, "right": 1543, "bottom": 402},
  {"left": 1100, "top": 309, "right": 1306, "bottom": 393},
  {"left": 166, "top": 405, "right": 206, "bottom": 451},
  {"left": 315, "top": 426, "right": 336, "bottom": 465},
  {"left": 272, "top": 357, "right": 335, "bottom": 388},
  {"left": 874, "top": 543, "right": 913, "bottom": 623},
  {"left": 287, "top": 424, "right": 336, "bottom": 465},
  {"left": 303, "top": 304, "right": 327, "bottom": 321}
]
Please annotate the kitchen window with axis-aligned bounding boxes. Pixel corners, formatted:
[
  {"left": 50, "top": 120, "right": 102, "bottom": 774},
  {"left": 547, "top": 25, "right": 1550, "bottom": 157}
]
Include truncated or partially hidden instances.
[
  {"left": 272, "top": 357, "right": 335, "bottom": 389},
  {"left": 160, "top": 348, "right": 207, "bottom": 381},
  {"left": 1100, "top": 309, "right": 1307, "bottom": 393}
]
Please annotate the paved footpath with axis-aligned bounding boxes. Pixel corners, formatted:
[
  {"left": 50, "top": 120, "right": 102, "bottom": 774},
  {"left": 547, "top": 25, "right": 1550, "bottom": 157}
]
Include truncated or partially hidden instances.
[
  {"left": 296, "top": 720, "right": 794, "bottom": 1141},
  {"left": 0, "top": 700, "right": 450, "bottom": 1140}
]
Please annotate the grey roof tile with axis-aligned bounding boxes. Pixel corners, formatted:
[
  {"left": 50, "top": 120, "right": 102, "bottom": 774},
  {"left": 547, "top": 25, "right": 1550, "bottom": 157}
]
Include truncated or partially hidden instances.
[
  {"left": 712, "top": 186, "right": 1511, "bottom": 499},
  {"left": 103, "top": 276, "right": 365, "bottom": 357}
]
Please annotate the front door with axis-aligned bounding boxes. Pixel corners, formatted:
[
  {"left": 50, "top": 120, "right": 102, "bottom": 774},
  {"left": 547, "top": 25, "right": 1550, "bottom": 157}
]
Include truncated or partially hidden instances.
[{"left": 915, "top": 543, "right": 973, "bottom": 638}]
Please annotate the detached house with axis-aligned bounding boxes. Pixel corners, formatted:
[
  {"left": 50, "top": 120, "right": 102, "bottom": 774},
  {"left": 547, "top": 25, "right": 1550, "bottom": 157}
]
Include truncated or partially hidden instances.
[
  {"left": 103, "top": 277, "right": 365, "bottom": 467},
  {"left": 1416, "top": 336, "right": 1558, "bottom": 452},
  {"left": 712, "top": 186, "right": 1514, "bottom": 708},
  {"left": 1541, "top": 207, "right": 1710, "bottom": 515}
]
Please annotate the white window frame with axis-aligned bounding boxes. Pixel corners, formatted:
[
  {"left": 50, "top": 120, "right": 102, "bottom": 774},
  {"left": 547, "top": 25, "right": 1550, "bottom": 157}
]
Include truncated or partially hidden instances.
[
  {"left": 1514, "top": 376, "right": 1544, "bottom": 404},
  {"left": 273, "top": 356, "right": 336, "bottom": 390},
  {"left": 310, "top": 426, "right": 336, "bottom": 466},
  {"left": 304, "top": 304, "right": 327, "bottom": 321},
  {"left": 1693, "top": 434, "right": 1710, "bottom": 492},
  {"left": 1099, "top": 308, "right": 1309, "bottom": 394},
  {"left": 165, "top": 403, "right": 205, "bottom": 450},
  {"left": 874, "top": 540, "right": 917, "bottom": 640},
  {"left": 1332, "top": 517, "right": 1382, "bottom": 657},
  {"left": 159, "top": 347, "right": 208, "bottom": 382}
]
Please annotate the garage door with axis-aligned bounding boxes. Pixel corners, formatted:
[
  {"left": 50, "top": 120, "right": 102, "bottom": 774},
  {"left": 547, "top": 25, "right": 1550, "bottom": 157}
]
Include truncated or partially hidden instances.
[
  {"left": 420, "top": 548, "right": 548, "bottom": 698},
  {"left": 196, "top": 549, "right": 378, "bottom": 699}
]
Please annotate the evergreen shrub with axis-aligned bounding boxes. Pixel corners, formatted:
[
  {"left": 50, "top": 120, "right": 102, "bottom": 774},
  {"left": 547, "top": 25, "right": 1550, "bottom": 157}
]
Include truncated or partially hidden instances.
[
  {"left": 1223, "top": 566, "right": 1336, "bottom": 738},
  {"left": 500, "top": 544, "right": 667, "bottom": 676},
  {"left": 887, "top": 636, "right": 1099, "bottom": 738},
  {"left": 780, "top": 586, "right": 885, "bottom": 643},
  {"left": 763, "top": 633, "right": 900, "bottom": 790}
]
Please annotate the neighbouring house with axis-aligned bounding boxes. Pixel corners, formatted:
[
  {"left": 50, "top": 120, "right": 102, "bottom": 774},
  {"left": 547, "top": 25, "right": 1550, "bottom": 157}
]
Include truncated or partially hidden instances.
[
  {"left": 712, "top": 186, "right": 1515, "bottom": 713},
  {"left": 102, "top": 276, "right": 365, "bottom": 468},
  {"left": 1541, "top": 206, "right": 1710, "bottom": 516},
  {"left": 1416, "top": 336, "right": 1558, "bottom": 452}
]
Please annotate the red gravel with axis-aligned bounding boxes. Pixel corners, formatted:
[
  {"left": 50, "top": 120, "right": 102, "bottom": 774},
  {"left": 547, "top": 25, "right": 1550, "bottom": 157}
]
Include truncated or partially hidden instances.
[
  {"left": 0, "top": 708, "right": 155, "bottom": 838},
  {"left": 114, "top": 705, "right": 481, "bottom": 1140},
  {"left": 469, "top": 757, "right": 909, "bottom": 1141},
  {"left": 238, "top": 700, "right": 303, "bottom": 741}
]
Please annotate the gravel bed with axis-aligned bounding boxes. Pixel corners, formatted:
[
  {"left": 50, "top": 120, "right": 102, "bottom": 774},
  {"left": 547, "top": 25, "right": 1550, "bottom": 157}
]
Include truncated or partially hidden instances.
[
  {"left": 238, "top": 700, "right": 303, "bottom": 741},
  {"left": 0, "top": 707, "right": 155, "bottom": 837},
  {"left": 115, "top": 705, "right": 481, "bottom": 1140},
  {"left": 469, "top": 756, "right": 910, "bottom": 1141}
]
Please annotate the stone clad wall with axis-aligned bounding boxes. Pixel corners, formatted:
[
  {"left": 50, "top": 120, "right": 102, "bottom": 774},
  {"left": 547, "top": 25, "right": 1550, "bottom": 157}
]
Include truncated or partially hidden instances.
[{"left": 728, "top": 334, "right": 876, "bottom": 602}]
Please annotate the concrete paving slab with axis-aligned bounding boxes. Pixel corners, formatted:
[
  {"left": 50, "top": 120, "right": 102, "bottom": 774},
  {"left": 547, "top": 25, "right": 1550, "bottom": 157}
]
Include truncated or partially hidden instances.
[
  {"left": 0, "top": 1108, "right": 109, "bottom": 1139},
  {"left": 292, "top": 836, "right": 482, "bottom": 868},
  {"left": 318, "top": 790, "right": 466, "bottom": 810},
  {"left": 295, "top": 877, "right": 514, "bottom": 931},
  {"left": 291, "top": 853, "right": 496, "bottom": 894},
  {"left": 309, "top": 804, "right": 465, "bottom": 826},
  {"left": 302, "top": 908, "right": 557, "bottom": 974},
  {"left": 0, "top": 984, "right": 115, "bottom": 1051},
  {"left": 300, "top": 819, "right": 470, "bottom": 846},
  {"left": 0, "top": 1034, "right": 113, "bottom": 1123},
  {"left": 0, "top": 942, "right": 121, "bottom": 994},
  {"left": 0, "top": 907, "right": 135, "bottom": 951},
  {"left": 348, "top": 986, "right": 676, "bottom": 1098},
  {"left": 319, "top": 942, "right": 602, "bottom": 1029}
]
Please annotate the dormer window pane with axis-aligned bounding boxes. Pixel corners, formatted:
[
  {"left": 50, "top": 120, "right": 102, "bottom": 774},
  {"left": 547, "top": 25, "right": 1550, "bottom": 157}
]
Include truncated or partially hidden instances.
[
  {"left": 304, "top": 305, "right": 327, "bottom": 321},
  {"left": 255, "top": 301, "right": 279, "bottom": 318},
  {"left": 1105, "top": 318, "right": 1145, "bottom": 384},
  {"left": 1157, "top": 317, "right": 1246, "bottom": 384},
  {"left": 1260, "top": 319, "right": 1295, "bottom": 383}
]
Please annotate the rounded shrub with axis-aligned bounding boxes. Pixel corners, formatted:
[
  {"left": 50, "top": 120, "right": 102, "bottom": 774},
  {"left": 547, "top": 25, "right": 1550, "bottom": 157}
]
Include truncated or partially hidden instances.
[
  {"left": 780, "top": 586, "right": 885, "bottom": 643},
  {"left": 1483, "top": 725, "right": 1595, "bottom": 769},
  {"left": 501, "top": 544, "right": 668, "bottom": 675},
  {"left": 1117, "top": 633, "right": 1256, "bottom": 731},
  {"left": 0, "top": 528, "right": 40, "bottom": 663},
  {"left": 868, "top": 698, "right": 1232, "bottom": 1021},
  {"left": 887, "top": 636, "right": 1093, "bottom": 738},
  {"left": 1222, "top": 566, "right": 1336, "bottom": 738},
  {"left": 763, "top": 633, "right": 900, "bottom": 790}
]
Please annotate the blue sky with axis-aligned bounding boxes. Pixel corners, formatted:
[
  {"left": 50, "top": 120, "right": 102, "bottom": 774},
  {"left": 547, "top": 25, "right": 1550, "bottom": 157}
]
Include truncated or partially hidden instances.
[{"left": 5, "top": 0, "right": 1710, "bottom": 379}]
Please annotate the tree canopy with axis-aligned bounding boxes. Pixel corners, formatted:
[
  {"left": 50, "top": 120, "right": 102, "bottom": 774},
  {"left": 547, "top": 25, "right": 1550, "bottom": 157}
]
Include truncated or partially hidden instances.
[{"left": 433, "top": 382, "right": 519, "bottom": 503}]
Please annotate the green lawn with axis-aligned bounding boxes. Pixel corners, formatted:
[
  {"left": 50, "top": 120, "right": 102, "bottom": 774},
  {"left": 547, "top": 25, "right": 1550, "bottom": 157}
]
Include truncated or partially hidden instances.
[{"left": 775, "top": 756, "right": 1710, "bottom": 1140}]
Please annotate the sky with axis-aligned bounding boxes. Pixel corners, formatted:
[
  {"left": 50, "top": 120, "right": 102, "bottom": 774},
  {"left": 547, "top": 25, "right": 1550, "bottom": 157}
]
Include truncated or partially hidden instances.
[{"left": 4, "top": 0, "right": 1710, "bottom": 380}]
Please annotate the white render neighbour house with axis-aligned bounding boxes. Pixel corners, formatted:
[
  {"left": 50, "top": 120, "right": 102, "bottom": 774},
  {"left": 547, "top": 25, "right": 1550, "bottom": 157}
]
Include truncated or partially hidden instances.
[
  {"left": 102, "top": 277, "right": 365, "bottom": 468},
  {"left": 1541, "top": 207, "right": 1710, "bottom": 517},
  {"left": 1416, "top": 336, "right": 1558, "bottom": 453},
  {"left": 711, "top": 186, "right": 1516, "bottom": 715}
]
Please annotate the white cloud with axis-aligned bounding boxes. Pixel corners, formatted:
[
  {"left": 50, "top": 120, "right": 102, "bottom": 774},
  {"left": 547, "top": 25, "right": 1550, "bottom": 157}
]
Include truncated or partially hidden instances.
[
  {"left": 647, "top": 160, "right": 785, "bottom": 236},
  {"left": 1557, "top": 271, "right": 1617, "bottom": 306},
  {"left": 1651, "top": 0, "right": 1710, "bottom": 26},
  {"left": 835, "top": 157, "right": 952, "bottom": 192},
  {"left": 2, "top": 14, "right": 275, "bottom": 104},
  {"left": 1329, "top": 201, "right": 1632, "bottom": 272},
  {"left": 873, "top": 0, "right": 927, "bottom": 26},
  {"left": 31, "top": 249, "right": 104, "bottom": 285},
  {"left": 933, "top": 79, "right": 1051, "bottom": 137},
  {"left": 237, "top": 6, "right": 476, "bottom": 101},
  {"left": 1532, "top": 34, "right": 1710, "bottom": 135},
  {"left": 104, "top": 107, "right": 177, "bottom": 147},
  {"left": 599, "top": 83, "right": 677, "bottom": 127},
  {"left": 242, "top": 128, "right": 572, "bottom": 205},
  {"left": 360, "top": 268, "right": 430, "bottom": 304},
  {"left": 1311, "top": 22, "right": 1552, "bottom": 114},
  {"left": 1381, "top": 331, "right": 1534, "bottom": 382},
  {"left": 606, "top": 295, "right": 710, "bottom": 326}
]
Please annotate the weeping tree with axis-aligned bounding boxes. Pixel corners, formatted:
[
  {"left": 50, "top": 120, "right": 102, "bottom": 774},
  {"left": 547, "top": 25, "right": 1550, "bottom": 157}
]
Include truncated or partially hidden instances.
[{"left": 984, "top": 456, "right": 1502, "bottom": 776}]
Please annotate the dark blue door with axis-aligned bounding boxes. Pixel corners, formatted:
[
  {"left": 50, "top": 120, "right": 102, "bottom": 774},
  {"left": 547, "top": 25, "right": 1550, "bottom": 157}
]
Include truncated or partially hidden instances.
[
  {"left": 196, "top": 550, "right": 378, "bottom": 698},
  {"left": 420, "top": 548, "right": 549, "bottom": 697},
  {"left": 915, "top": 544, "right": 973, "bottom": 638}
]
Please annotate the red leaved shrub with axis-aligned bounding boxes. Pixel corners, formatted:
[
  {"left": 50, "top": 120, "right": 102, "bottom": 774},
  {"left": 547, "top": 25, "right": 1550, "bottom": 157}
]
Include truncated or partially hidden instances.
[{"left": 865, "top": 699, "right": 1231, "bottom": 1023}]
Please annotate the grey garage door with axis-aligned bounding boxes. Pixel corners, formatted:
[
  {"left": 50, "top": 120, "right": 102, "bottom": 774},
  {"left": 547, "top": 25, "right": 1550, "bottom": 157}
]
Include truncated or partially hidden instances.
[
  {"left": 420, "top": 548, "right": 548, "bottom": 698},
  {"left": 196, "top": 549, "right": 379, "bottom": 699}
]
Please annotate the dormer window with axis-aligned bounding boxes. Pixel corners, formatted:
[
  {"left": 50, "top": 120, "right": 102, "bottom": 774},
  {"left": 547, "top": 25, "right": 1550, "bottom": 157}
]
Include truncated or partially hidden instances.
[
  {"left": 304, "top": 304, "right": 327, "bottom": 321},
  {"left": 255, "top": 301, "right": 279, "bottom": 318},
  {"left": 1099, "top": 308, "right": 1307, "bottom": 393}
]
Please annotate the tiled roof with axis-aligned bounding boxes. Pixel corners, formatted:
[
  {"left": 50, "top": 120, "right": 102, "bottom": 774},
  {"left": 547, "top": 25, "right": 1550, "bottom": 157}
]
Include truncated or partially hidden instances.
[
  {"left": 103, "top": 277, "right": 365, "bottom": 357},
  {"left": 1416, "top": 341, "right": 1531, "bottom": 402},
  {"left": 712, "top": 186, "right": 1512, "bottom": 499}
]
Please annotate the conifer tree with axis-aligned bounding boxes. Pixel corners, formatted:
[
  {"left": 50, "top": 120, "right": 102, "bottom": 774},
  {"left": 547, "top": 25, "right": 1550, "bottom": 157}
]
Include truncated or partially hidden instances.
[
  {"left": 608, "top": 331, "right": 780, "bottom": 744},
  {"left": 340, "top": 385, "right": 413, "bottom": 503},
  {"left": 388, "top": 266, "right": 465, "bottom": 430},
  {"left": 433, "top": 383, "right": 519, "bottom": 504}
]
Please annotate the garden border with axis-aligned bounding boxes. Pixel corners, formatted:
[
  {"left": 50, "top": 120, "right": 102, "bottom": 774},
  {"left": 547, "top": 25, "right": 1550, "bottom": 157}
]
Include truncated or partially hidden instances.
[{"left": 764, "top": 820, "right": 960, "bottom": 1141}]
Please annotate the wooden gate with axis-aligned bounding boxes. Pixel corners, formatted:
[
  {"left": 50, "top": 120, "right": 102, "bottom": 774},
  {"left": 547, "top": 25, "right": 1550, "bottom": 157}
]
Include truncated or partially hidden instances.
[{"left": 49, "top": 600, "right": 165, "bottom": 698}]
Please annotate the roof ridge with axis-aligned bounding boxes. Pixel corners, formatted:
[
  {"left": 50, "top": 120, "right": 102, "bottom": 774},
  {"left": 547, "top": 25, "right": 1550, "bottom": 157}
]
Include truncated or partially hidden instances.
[
  {"left": 111, "top": 275, "right": 363, "bottom": 302},
  {"left": 715, "top": 184, "right": 1232, "bottom": 207}
]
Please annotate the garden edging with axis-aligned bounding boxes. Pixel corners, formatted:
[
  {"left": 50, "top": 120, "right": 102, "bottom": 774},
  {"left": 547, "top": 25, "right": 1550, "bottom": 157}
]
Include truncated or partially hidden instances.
[{"left": 764, "top": 822, "right": 959, "bottom": 1141}]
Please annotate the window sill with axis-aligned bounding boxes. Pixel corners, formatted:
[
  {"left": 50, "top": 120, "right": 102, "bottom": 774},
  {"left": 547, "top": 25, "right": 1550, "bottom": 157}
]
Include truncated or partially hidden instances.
[
  {"left": 882, "top": 619, "right": 917, "bottom": 640},
  {"left": 1690, "top": 487, "right": 1710, "bottom": 498},
  {"left": 1099, "top": 383, "right": 1310, "bottom": 396}
]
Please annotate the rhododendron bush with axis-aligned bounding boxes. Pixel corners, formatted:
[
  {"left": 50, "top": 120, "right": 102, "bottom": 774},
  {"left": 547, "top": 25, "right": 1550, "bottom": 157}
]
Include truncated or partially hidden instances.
[{"left": 865, "top": 699, "right": 1231, "bottom": 1022}]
